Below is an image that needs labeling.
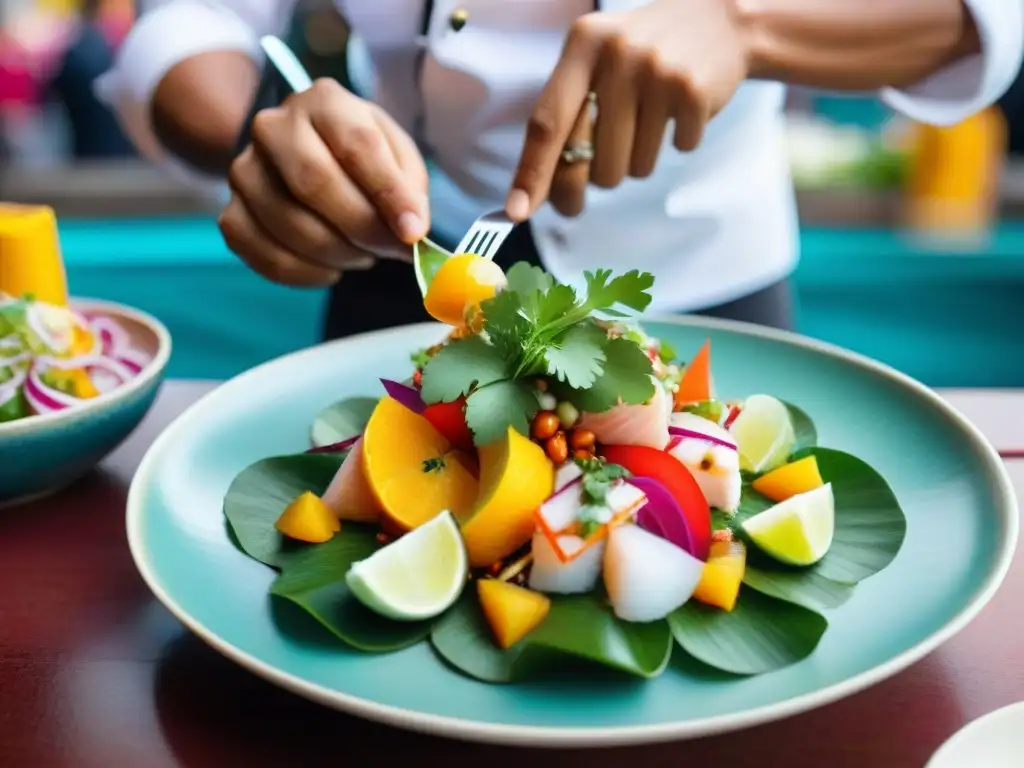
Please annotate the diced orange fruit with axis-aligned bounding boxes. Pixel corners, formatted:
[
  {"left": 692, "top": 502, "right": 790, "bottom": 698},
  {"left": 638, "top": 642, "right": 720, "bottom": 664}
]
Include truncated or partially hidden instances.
[
  {"left": 0, "top": 204, "right": 69, "bottom": 306},
  {"left": 362, "top": 396, "right": 479, "bottom": 532},
  {"left": 751, "top": 455, "right": 824, "bottom": 502},
  {"left": 477, "top": 579, "right": 551, "bottom": 649},
  {"left": 674, "top": 339, "right": 712, "bottom": 408},
  {"left": 693, "top": 539, "right": 746, "bottom": 611},
  {"left": 461, "top": 426, "right": 554, "bottom": 567},
  {"left": 321, "top": 437, "right": 382, "bottom": 523},
  {"left": 275, "top": 491, "right": 340, "bottom": 543},
  {"left": 423, "top": 253, "right": 506, "bottom": 327}
]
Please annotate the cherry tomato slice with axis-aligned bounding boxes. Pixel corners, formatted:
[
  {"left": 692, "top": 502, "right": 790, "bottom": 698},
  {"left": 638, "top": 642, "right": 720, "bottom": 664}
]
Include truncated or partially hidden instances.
[{"left": 422, "top": 398, "right": 475, "bottom": 453}]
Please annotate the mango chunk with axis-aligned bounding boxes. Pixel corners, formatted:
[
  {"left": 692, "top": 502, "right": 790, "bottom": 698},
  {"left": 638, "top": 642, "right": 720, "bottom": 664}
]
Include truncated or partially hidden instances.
[
  {"left": 0, "top": 204, "right": 69, "bottom": 307},
  {"left": 423, "top": 253, "right": 506, "bottom": 328},
  {"left": 275, "top": 491, "right": 341, "bottom": 543},
  {"left": 478, "top": 579, "right": 551, "bottom": 649},
  {"left": 751, "top": 456, "right": 824, "bottom": 502},
  {"left": 693, "top": 539, "right": 746, "bottom": 612},
  {"left": 461, "top": 426, "right": 554, "bottom": 568}
]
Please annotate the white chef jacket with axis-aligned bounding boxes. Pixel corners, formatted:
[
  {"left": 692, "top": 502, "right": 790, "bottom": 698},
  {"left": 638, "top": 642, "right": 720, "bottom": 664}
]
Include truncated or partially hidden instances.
[{"left": 97, "top": 0, "right": 1023, "bottom": 312}]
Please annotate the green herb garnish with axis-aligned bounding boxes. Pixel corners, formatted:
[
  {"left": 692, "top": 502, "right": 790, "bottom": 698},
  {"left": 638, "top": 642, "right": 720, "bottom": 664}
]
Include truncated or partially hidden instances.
[
  {"left": 410, "top": 347, "right": 431, "bottom": 369},
  {"left": 683, "top": 399, "right": 724, "bottom": 423},
  {"left": 419, "top": 262, "right": 657, "bottom": 446},
  {"left": 422, "top": 456, "right": 446, "bottom": 473},
  {"left": 576, "top": 457, "right": 632, "bottom": 507}
]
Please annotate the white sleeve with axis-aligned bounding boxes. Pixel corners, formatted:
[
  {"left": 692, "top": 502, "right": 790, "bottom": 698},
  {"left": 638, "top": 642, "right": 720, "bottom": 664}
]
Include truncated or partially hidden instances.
[
  {"left": 94, "top": 0, "right": 296, "bottom": 190},
  {"left": 881, "top": 0, "right": 1023, "bottom": 126}
]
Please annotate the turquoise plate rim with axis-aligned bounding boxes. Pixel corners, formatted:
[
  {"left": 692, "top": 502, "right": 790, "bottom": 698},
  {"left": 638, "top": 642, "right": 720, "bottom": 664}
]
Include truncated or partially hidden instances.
[{"left": 125, "top": 315, "right": 1019, "bottom": 748}]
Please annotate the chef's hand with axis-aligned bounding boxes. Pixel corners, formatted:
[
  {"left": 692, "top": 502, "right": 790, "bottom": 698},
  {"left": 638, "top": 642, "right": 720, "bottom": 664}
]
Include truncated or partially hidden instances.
[
  {"left": 506, "top": 0, "right": 749, "bottom": 220},
  {"left": 219, "top": 78, "right": 430, "bottom": 286}
]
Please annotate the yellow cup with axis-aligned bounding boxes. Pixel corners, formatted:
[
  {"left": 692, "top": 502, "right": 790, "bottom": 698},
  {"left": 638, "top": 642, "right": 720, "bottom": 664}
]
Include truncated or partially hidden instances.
[{"left": 0, "top": 204, "right": 69, "bottom": 307}]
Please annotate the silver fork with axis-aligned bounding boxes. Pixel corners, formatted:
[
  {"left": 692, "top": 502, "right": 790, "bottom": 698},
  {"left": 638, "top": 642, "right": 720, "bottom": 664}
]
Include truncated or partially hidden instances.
[{"left": 454, "top": 210, "right": 516, "bottom": 259}]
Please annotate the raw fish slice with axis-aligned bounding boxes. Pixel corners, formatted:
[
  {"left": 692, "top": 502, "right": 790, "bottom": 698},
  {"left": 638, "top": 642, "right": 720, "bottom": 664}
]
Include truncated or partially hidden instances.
[
  {"left": 668, "top": 413, "right": 741, "bottom": 513},
  {"left": 578, "top": 376, "right": 671, "bottom": 450},
  {"left": 529, "top": 531, "right": 605, "bottom": 594},
  {"left": 321, "top": 438, "right": 382, "bottom": 523},
  {"left": 603, "top": 524, "right": 705, "bottom": 622}
]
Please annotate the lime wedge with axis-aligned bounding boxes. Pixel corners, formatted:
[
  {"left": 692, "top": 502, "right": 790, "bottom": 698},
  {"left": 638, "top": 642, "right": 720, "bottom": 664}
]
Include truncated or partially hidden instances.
[
  {"left": 346, "top": 510, "right": 467, "bottom": 621},
  {"left": 741, "top": 483, "right": 835, "bottom": 566},
  {"left": 728, "top": 394, "right": 796, "bottom": 472},
  {"left": 413, "top": 238, "right": 453, "bottom": 297}
]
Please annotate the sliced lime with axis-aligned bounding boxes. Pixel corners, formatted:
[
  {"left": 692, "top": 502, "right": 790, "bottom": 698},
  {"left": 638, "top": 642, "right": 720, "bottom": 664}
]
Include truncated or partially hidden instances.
[
  {"left": 728, "top": 394, "right": 796, "bottom": 472},
  {"left": 413, "top": 238, "right": 453, "bottom": 297},
  {"left": 741, "top": 483, "right": 834, "bottom": 566},
  {"left": 346, "top": 510, "right": 467, "bottom": 620}
]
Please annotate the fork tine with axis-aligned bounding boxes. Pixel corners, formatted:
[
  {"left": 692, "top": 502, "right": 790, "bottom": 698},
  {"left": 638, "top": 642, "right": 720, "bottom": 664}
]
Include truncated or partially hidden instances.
[{"left": 454, "top": 210, "right": 515, "bottom": 258}]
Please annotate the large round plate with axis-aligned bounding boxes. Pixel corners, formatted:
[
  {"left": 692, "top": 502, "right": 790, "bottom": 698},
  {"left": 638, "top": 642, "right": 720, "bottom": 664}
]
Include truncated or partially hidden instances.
[{"left": 126, "top": 317, "right": 1017, "bottom": 747}]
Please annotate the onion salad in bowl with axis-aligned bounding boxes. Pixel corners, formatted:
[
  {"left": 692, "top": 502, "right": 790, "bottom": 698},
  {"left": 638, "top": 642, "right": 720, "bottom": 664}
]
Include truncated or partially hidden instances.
[{"left": 0, "top": 292, "right": 153, "bottom": 423}]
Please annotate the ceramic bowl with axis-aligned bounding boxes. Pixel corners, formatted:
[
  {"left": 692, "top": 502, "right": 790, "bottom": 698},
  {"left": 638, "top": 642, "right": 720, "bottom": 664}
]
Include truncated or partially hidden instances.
[{"left": 0, "top": 298, "right": 171, "bottom": 507}]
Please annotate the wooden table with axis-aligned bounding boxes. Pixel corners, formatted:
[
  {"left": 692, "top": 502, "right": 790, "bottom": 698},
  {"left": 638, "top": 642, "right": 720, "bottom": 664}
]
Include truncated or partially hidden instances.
[{"left": 2, "top": 382, "right": 1022, "bottom": 768}]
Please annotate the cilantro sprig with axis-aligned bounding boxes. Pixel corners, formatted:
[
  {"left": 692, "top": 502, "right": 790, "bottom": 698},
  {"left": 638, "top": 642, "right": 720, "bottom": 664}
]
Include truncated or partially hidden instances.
[
  {"left": 576, "top": 457, "right": 632, "bottom": 538},
  {"left": 419, "top": 262, "right": 657, "bottom": 446}
]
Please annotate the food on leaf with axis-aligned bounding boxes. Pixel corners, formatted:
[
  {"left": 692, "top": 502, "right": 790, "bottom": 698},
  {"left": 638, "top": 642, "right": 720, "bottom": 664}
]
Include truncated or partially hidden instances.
[
  {"left": 362, "top": 395, "right": 479, "bottom": 531},
  {"left": 693, "top": 538, "right": 747, "bottom": 611},
  {"left": 673, "top": 339, "right": 713, "bottom": 408},
  {"left": 751, "top": 455, "right": 825, "bottom": 502},
  {"left": 221, "top": 259, "right": 908, "bottom": 685},
  {"left": 599, "top": 444, "right": 712, "bottom": 561},
  {"left": 477, "top": 579, "right": 551, "bottom": 649},
  {"left": 667, "top": 412, "right": 741, "bottom": 513},
  {"left": 424, "top": 253, "right": 507, "bottom": 327},
  {"left": 460, "top": 426, "right": 554, "bottom": 567},
  {"left": 529, "top": 530, "right": 605, "bottom": 594},
  {"left": 728, "top": 394, "right": 796, "bottom": 473},
  {"left": 320, "top": 437, "right": 381, "bottom": 523},
  {"left": 742, "top": 483, "right": 835, "bottom": 566},
  {"left": 346, "top": 510, "right": 468, "bottom": 621},
  {"left": 421, "top": 397, "right": 475, "bottom": 453},
  {"left": 577, "top": 375, "right": 671, "bottom": 449},
  {"left": 603, "top": 524, "right": 705, "bottom": 622},
  {"left": 274, "top": 491, "right": 340, "bottom": 543}
]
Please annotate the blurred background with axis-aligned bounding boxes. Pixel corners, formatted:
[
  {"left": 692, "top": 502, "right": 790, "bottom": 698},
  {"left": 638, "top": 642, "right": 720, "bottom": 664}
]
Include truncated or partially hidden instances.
[{"left": 2, "top": 0, "right": 1024, "bottom": 386}]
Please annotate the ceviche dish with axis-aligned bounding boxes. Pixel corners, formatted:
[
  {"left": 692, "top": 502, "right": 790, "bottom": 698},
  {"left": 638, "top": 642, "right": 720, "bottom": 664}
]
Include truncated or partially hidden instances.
[
  {"left": 224, "top": 247, "right": 907, "bottom": 683},
  {"left": 0, "top": 205, "right": 152, "bottom": 422}
]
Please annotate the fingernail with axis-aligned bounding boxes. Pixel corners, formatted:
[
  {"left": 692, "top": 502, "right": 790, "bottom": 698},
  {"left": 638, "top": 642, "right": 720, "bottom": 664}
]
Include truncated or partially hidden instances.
[
  {"left": 396, "top": 212, "right": 426, "bottom": 244},
  {"left": 505, "top": 190, "right": 530, "bottom": 222}
]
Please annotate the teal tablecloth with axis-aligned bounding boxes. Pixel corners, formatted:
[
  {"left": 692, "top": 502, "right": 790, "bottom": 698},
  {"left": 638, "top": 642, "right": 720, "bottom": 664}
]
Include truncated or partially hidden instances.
[{"left": 59, "top": 217, "right": 1024, "bottom": 387}]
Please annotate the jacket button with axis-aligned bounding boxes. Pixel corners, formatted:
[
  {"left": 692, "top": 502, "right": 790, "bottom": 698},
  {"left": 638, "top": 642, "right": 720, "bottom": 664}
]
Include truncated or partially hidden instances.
[{"left": 449, "top": 8, "right": 469, "bottom": 31}]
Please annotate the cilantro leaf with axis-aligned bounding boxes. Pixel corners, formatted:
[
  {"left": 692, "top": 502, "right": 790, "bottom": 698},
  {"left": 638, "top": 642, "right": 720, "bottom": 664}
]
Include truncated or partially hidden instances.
[
  {"left": 544, "top": 322, "right": 606, "bottom": 389},
  {"left": 464, "top": 379, "right": 538, "bottom": 445},
  {"left": 569, "top": 336, "right": 655, "bottom": 413},
  {"left": 420, "top": 336, "right": 508, "bottom": 405},
  {"left": 481, "top": 290, "right": 531, "bottom": 362},
  {"left": 535, "top": 284, "right": 578, "bottom": 327},
  {"left": 581, "top": 269, "right": 654, "bottom": 314},
  {"left": 505, "top": 262, "right": 553, "bottom": 297},
  {"left": 576, "top": 457, "right": 632, "bottom": 506}
]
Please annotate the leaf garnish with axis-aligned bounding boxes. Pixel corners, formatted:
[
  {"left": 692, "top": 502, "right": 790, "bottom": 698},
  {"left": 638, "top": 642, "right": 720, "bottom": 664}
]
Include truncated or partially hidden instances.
[{"left": 417, "top": 261, "right": 656, "bottom": 445}]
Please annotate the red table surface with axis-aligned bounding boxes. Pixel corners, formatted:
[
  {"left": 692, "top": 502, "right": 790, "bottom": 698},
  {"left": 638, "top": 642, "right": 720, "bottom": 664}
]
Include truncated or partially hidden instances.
[{"left": 1, "top": 381, "right": 1022, "bottom": 768}]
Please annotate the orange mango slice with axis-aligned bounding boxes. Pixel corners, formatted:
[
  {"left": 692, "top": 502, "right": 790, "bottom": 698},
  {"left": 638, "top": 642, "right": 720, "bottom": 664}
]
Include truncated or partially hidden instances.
[
  {"left": 478, "top": 579, "right": 551, "bottom": 649},
  {"left": 751, "top": 456, "right": 824, "bottom": 503},
  {"left": 423, "top": 253, "right": 506, "bottom": 327},
  {"left": 693, "top": 539, "right": 746, "bottom": 611},
  {"left": 362, "top": 396, "right": 479, "bottom": 531},
  {"left": 275, "top": 491, "right": 340, "bottom": 543},
  {"left": 0, "top": 204, "right": 69, "bottom": 306},
  {"left": 461, "top": 426, "right": 555, "bottom": 568},
  {"left": 674, "top": 339, "right": 712, "bottom": 408}
]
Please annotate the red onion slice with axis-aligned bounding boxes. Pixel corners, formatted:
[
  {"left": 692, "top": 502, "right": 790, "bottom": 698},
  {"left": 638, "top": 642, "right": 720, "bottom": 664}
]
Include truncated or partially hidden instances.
[
  {"left": 667, "top": 426, "right": 737, "bottom": 451},
  {"left": 628, "top": 476, "right": 698, "bottom": 558},
  {"left": 306, "top": 435, "right": 361, "bottom": 454},
  {"left": 380, "top": 378, "right": 426, "bottom": 414}
]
